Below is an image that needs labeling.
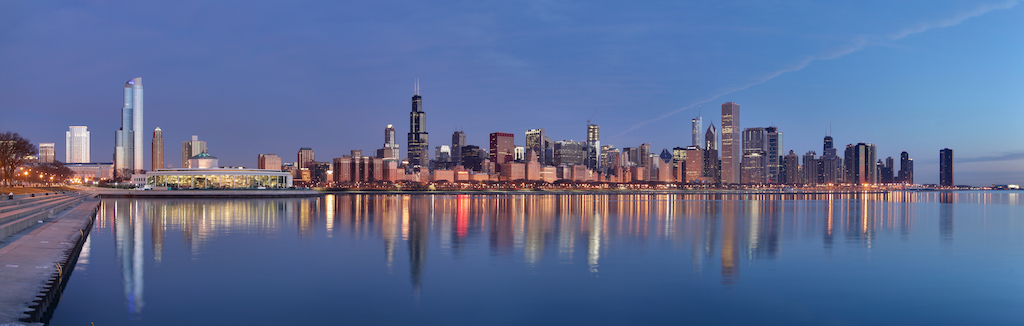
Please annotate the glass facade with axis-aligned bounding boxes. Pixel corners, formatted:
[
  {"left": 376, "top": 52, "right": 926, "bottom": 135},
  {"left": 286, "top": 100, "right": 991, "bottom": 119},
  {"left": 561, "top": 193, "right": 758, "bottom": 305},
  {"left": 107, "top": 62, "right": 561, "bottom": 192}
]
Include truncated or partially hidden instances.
[{"left": 144, "top": 169, "right": 292, "bottom": 189}]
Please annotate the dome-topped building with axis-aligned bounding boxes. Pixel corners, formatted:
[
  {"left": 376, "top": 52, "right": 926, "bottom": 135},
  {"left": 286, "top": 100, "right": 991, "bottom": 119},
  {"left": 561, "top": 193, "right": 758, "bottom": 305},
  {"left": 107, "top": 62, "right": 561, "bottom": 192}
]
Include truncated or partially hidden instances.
[{"left": 188, "top": 151, "right": 219, "bottom": 169}]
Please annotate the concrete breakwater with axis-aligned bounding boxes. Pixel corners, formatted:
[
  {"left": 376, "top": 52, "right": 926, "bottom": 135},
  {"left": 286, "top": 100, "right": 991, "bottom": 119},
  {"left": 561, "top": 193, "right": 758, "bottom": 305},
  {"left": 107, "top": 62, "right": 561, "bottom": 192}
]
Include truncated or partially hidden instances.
[{"left": 0, "top": 196, "right": 98, "bottom": 325}]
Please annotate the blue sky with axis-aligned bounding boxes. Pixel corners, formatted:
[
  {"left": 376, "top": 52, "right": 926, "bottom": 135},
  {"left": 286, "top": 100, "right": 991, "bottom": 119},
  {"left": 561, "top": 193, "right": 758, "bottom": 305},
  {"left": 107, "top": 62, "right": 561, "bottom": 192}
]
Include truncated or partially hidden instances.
[{"left": 2, "top": 0, "right": 1022, "bottom": 185}]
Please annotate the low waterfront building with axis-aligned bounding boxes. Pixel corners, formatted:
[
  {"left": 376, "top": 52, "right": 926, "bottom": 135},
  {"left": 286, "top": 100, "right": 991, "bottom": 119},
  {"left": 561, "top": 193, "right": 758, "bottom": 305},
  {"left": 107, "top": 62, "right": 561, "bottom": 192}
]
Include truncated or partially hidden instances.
[{"left": 138, "top": 168, "right": 293, "bottom": 189}]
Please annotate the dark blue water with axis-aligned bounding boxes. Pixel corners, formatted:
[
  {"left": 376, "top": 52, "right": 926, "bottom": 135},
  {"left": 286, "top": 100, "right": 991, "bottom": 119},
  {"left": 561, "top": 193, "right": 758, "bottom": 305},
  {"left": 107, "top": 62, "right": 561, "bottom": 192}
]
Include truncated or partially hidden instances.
[{"left": 49, "top": 192, "right": 1024, "bottom": 325}]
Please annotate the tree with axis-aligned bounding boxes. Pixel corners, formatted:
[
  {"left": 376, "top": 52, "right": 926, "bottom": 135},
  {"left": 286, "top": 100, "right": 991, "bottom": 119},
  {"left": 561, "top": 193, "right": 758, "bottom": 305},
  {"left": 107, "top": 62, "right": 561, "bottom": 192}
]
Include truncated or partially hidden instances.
[{"left": 0, "top": 132, "right": 37, "bottom": 188}]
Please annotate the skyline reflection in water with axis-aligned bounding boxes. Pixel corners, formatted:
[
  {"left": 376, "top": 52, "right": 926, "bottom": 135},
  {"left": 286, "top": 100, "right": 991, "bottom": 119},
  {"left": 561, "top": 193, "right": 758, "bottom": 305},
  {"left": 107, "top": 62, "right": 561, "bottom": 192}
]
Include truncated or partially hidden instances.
[{"left": 55, "top": 191, "right": 1024, "bottom": 325}]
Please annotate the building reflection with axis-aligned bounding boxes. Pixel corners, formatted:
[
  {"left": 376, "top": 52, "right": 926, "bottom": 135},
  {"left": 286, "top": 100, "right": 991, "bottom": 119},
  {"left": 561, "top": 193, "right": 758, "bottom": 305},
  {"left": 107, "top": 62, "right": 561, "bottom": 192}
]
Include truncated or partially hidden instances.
[{"left": 94, "top": 190, "right": 980, "bottom": 304}]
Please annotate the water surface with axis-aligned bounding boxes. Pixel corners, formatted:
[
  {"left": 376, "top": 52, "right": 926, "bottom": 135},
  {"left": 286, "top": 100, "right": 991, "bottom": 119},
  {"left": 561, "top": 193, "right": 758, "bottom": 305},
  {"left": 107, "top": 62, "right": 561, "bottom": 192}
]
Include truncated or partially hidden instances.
[{"left": 50, "top": 191, "right": 1024, "bottom": 325}]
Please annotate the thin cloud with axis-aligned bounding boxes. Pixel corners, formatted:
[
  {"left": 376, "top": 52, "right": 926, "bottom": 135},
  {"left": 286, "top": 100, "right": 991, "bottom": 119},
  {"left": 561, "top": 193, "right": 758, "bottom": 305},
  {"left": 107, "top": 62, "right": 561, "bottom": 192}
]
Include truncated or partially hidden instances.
[
  {"left": 615, "top": 1, "right": 1019, "bottom": 138},
  {"left": 957, "top": 151, "right": 1024, "bottom": 163}
]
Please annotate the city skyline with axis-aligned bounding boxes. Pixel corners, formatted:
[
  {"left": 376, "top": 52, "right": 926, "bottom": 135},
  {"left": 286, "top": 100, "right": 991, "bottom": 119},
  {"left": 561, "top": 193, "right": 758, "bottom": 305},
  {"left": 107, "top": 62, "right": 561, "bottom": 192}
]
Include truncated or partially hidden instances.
[{"left": 1, "top": 1, "right": 1021, "bottom": 185}]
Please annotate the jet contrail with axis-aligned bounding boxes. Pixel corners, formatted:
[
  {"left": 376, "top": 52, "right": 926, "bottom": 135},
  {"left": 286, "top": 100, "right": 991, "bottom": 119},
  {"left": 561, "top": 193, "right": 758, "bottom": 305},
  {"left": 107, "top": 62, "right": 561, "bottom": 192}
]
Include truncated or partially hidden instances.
[{"left": 614, "top": 0, "right": 1019, "bottom": 139}]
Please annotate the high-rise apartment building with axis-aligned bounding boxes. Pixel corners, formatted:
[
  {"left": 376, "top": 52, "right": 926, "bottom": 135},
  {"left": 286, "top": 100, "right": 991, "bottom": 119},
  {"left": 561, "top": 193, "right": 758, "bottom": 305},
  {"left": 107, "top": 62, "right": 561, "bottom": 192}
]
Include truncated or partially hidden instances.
[
  {"left": 115, "top": 77, "right": 144, "bottom": 174},
  {"left": 297, "top": 147, "right": 315, "bottom": 169},
  {"left": 152, "top": 127, "right": 163, "bottom": 170},
  {"left": 783, "top": 150, "right": 799, "bottom": 185},
  {"left": 489, "top": 132, "right": 515, "bottom": 167},
  {"left": 721, "top": 102, "right": 741, "bottom": 184},
  {"left": 378, "top": 124, "right": 400, "bottom": 162},
  {"left": 258, "top": 154, "right": 282, "bottom": 170},
  {"left": 844, "top": 143, "right": 878, "bottom": 185},
  {"left": 586, "top": 124, "right": 600, "bottom": 170},
  {"left": 692, "top": 115, "right": 703, "bottom": 149},
  {"left": 407, "top": 81, "right": 429, "bottom": 167},
  {"left": 765, "top": 127, "right": 782, "bottom": 184},
  {"left": 66, "top": 126, "right": 90, "bottom": 163},
  {"left": 525, "top": 129, "right": 545, "bottom": 166},
  {"left": 898, "top": 151, "right": 914, "bottom": 184},
  {"left": 940, "top": 148, "right": 954, "bottom": 187},
  {"left": 181, "top": 135, "right": 207, "bottom": 169},
  {"left": 802, "top": 151, "right": 818, "bottom": 185},
  {"left": 38, "top": 143, "right": 55, "bottom": 163},
  {"left": 451, "top": 131, "right": 466, "bottom": 166}
]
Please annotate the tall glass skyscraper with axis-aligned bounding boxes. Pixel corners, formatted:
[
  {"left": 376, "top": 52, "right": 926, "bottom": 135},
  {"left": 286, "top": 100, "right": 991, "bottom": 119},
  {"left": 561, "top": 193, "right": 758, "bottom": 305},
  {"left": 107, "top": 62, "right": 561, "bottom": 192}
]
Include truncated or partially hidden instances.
[
  {"left": 115, "top": 77, "right": 143, "bottom": 175},
  {"left": 586, "top": 124, "right": 600, "bottom": 170}
]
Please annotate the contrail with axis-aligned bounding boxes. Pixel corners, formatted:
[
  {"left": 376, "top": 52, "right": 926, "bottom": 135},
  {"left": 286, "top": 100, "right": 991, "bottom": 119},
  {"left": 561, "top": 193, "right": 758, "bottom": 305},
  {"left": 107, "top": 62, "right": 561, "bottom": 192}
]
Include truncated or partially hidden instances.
[{"left": 614, "top": 0, "right": 1019, "bottom": 139}]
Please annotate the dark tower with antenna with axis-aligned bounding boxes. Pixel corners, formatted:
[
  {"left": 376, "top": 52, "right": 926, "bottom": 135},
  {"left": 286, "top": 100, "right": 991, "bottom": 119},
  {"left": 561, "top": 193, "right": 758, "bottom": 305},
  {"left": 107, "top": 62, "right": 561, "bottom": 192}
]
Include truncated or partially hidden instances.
[{"left": 408, "top": 80, "right": 429, "bottom": 168}]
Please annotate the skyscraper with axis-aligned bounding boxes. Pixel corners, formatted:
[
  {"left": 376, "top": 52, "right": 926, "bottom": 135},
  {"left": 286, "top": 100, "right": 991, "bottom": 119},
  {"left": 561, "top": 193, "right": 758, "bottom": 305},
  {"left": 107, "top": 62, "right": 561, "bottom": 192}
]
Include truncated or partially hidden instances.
[
  {"left": 940, "top": 148, "right": 954, "bottom": 187},
  {"left": 844, "top": 143, "right": 877, "bottom": 185},
  {"left": 182, "top": 136, "right": 207, "bottom": 169},
  {"left": 721, "top": 102, "right": 741, "bottom": 184},
  {"left": 741, "top": 127, "right": 766, "bottom": 184},
  {"left": 704, "top": 124, "right": 719, "bottom": 182},
  {"left": 586, "top": 124, "right": 600, "bottom": 170},
  {"left": 379, "top": 124, "right": 400, "bottom": 162},
  {"left": 66, "top": 126, "right": 90, "bottom": 163},
  {"left": 898, "top": 151, "right": 914, "bottom": 184},
  {"left": 38, "top": 143, "right": 54, "bottom": 163},
  {"left": 451, "top": 131, "right": 466, "bottom": 166},
  {"left": 692, "top": 115, "right": 703, "bottom": 148},
  {"left": 297, "top": 147, "right": 315, "bottom": 169},
  {"left": 525, "top": 129, "right": 545, "bottom": 165},
  {"left": 820, "top": 136, "right": 841, "bottom": 185},
  {"left": 489, "top": 132, "right": 515, "bottom": 166},
  {"left": 152, "top": 127, "right": 163, "bottom": 170},
  {"left": 115, "top": 77, "right": 143, "bottom": 174},
  {"left": 765, "top": 127, "right": 782, "bottom": 184},
  {"left": 407, "top": 81, "right": 429, "bottom": 168}
]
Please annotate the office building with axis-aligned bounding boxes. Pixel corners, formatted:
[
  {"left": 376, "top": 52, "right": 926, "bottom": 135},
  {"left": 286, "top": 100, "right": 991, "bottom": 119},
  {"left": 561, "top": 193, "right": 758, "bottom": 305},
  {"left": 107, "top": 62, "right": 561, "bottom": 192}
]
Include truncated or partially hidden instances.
[
  {"left": 765, "top": 127, "right": 782, "bottom": 184},
  {"left": 525, "top": 129, "right": 545, "bottom": 166},
  {"left": 38, "top": 143, "right": 54, "bottom": 163},
  {"left": 720, "top": 102, "right": 741, "bottom": 184},
  {"left": 880, "top": 157, "right": 895, "bottom": 183},
  {"left": 819, "top": 136, "right": 842, "bottom": 185},
  {"left": 554, "top": 140, "right": 585, "bottom": 166},
  {"left": 297, "top": 147, "right": 315, "bottom": 169},
  {"left": 489, "top": 132, "right": 515, "bottom": 167},
  {"left": 258, "top": 154, "right": 282, "bottom": 170},
  {"left": 66, "top": 126, "right": 90, "bottom": 163},
  {"left": 407, "top": 81, "right": 429, "bottom": 167},
  {"left": 378, "top": 124, "right": 400, "bottom": 162},
  {"left": 152, "top": 127, "right": 163, "bottom": 170},
  {"left": 181, "top": 135, "right": 207, "bottom": 169},
  {"left": 452, "top": 131, "right": 466, "bottom": 165},
  {"left": 586, "top": 124, "right": 600, "bottom": 170},
  {"left": 802, "top": 151, "right": 818, "bottom": 185},
  {"left": 115, "top": 77, "right": 144, "bottom": 174},
  {"left": 704, "top": 124, "right": 719, "bottom": 183},
  {"left": 741, "top": 127, "right": 766, "bottom": 184},
  {"left": 844, "top": 143, "right": 878, "bottom": 185},
  {"left": 460, "top": 145, "right": 485, "bottom": 172},
  {"left": 940, "top": 148, "right": 953, "bottom": 187}
]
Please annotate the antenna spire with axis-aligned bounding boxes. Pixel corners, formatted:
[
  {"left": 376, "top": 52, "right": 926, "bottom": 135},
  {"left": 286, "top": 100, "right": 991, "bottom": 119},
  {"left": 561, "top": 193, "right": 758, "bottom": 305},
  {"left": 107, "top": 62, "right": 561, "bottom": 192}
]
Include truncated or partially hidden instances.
[{"left": 414, "top": 78, "right": 419, "bottom": 96}]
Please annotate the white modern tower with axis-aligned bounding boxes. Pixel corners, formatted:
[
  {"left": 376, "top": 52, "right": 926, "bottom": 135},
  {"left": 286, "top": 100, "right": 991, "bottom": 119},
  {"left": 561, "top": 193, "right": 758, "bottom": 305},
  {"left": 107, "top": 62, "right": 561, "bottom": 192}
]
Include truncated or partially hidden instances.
[
  {"left": 66, "top": 126, "right": 90, "bottom": 163},
  {"left": 115, "top": 77, "right": 143, "bottom": 174}
]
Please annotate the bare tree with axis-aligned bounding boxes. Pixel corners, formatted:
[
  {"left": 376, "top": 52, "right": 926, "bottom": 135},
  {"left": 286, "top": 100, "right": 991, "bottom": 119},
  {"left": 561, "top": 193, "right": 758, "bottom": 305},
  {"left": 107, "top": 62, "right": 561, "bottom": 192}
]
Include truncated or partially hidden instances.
[{"left": 0, "top": 131, "right": 37, "bottom": 188}]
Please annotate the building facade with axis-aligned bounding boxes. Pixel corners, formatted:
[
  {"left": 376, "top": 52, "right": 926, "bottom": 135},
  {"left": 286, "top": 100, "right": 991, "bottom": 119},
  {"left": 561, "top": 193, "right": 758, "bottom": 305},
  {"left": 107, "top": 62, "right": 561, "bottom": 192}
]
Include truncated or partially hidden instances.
[
  {"left": 152, "top": 127, "right": 164, "bottom": 170},
  {"left": 940, "top": 148, "right": 953, "bottom": 187},
  {"left": 115, "top": 77, "right": 144, "bottom": 174},
  {"left": 38, "top": 143, "right": 54, "bottom": 163},
  {"left": 407, "top": 81, "right": 429, "bottom": 167},
  {"left": 258, "top": 154, "right": 282, "bottom": 170},
  {"left": 844, "top": 143, "right": 878, "bottom": 185},
  {"left": 181, "top": 135, "right": 207, "bottom": 169},
  {"left": 721, "top": 102, "right": 740, "bottom": 184},
  {"left": 489, "top": 132, "right": 515, "bottom": 166},
  {"left": 765, "top": 126, "right": 782, "bottom": 184},
  {"left": 586, "top": 124, "right": 600, "bottom": 170},
  {"left": 66, "top": 126, "right": 90, "bottom": 163},
  {"left": 525, "top": 128, "right": 545, "bottom": 166}
]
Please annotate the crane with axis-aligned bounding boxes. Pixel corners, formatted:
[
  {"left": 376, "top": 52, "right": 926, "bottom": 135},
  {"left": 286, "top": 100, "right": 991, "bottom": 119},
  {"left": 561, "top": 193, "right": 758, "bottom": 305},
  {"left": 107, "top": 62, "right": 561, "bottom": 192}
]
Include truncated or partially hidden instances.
[{"left": 587, "top": 108, "right": 598, "bottom": 125}]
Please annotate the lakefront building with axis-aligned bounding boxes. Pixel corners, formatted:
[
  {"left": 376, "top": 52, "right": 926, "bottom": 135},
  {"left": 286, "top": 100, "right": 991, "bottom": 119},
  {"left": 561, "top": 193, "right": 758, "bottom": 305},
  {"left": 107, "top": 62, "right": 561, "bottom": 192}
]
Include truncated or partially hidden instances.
[
  {"left": 137, "top": 151, "right": 293, "bottom": 189},
  {"left": 115, "top": 77, "right": 144, "bottom": 174}
]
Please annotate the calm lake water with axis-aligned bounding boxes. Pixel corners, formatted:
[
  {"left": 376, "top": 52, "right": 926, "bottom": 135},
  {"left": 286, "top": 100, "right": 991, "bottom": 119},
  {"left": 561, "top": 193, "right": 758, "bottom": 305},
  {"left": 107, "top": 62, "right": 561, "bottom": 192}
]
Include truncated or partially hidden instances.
[{"left": 49, "top": 191, "right": 1024, "bottom": 325}]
